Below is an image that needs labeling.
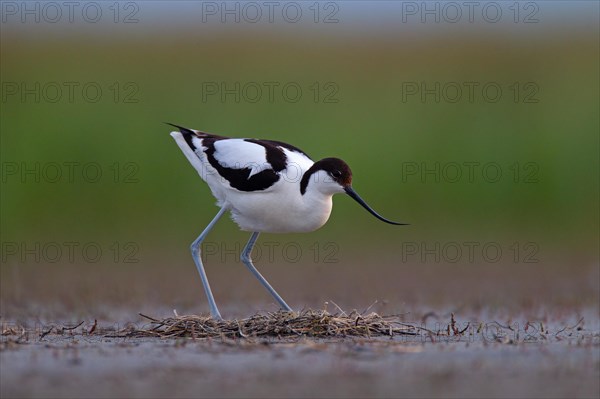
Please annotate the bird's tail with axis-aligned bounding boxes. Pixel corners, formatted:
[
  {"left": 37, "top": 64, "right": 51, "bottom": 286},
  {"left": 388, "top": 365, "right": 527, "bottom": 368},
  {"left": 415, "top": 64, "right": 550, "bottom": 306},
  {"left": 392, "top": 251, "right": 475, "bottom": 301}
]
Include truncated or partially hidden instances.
[
  {"left": 165, "top": 123, "right": 222, "bottom": 140},
  {"left": 165, "top": 122, "right": 196, "bottom": 136}
]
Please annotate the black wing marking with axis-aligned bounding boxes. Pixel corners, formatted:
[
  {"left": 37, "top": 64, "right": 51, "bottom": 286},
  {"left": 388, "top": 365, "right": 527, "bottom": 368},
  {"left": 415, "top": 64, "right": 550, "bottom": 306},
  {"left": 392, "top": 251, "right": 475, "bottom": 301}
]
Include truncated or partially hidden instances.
[
  {"left": 168, "top": 124, "right": 311, "bottom": 192},
  {"left": 203, "top": 138, "right": 281, "bottom": 192}
]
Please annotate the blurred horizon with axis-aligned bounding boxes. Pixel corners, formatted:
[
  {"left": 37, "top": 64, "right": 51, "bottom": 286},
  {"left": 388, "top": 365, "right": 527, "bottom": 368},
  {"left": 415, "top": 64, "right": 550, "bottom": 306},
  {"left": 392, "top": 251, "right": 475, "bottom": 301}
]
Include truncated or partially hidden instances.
[{"left": 1, "top": 1, "right": 597, "bottom": 31}]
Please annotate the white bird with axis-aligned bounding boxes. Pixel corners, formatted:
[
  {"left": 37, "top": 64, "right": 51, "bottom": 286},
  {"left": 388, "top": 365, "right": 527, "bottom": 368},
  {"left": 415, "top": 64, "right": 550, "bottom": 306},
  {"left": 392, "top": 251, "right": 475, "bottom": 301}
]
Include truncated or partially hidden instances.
[{"left": 169, "top": 123, "right": 407, "bottom": 319}]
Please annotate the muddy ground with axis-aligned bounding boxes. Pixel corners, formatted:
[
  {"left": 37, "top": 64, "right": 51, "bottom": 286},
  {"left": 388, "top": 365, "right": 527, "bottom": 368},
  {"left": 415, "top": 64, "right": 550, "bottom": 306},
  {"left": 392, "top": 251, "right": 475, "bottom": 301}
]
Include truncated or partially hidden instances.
[
  {"left": 1, "top": 309, "right": 599, "bottom": 399},
  {"left": 1, "top": 260, "right": 599, "bottom": 398}
]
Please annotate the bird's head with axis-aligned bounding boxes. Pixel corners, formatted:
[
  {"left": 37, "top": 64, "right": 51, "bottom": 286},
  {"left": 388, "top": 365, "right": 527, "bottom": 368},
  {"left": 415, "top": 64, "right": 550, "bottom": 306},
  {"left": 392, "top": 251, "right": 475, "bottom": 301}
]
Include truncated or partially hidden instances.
[{"left": 301, "top": 158, "right": 408, "bottom": 225}]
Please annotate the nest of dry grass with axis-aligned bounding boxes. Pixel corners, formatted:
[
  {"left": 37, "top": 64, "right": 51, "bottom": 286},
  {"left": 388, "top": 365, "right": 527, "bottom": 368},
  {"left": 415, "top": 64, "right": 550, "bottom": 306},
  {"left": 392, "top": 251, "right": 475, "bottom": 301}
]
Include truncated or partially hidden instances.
[{"left": 121, "top": 310, "right": 426, "bottom": 340}]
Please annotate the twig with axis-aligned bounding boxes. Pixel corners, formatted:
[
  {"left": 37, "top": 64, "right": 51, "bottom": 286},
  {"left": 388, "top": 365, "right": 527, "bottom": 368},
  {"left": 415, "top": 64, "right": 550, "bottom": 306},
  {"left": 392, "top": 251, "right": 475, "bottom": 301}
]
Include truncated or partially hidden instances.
[
  {"left": 329, "top": 300, "right": 347, "bottom": 317},
  {"left": 554, "top": 317, "right": 585, "bottom": 336},
  {"left": 62, "top": 321, "right": 84, "bottom": 331},
  {"left": 361, "top": 300, "right": 378, "bottom": 315},
  {"left": 139, "top": 313, "right": 160, "bottom": 322}
]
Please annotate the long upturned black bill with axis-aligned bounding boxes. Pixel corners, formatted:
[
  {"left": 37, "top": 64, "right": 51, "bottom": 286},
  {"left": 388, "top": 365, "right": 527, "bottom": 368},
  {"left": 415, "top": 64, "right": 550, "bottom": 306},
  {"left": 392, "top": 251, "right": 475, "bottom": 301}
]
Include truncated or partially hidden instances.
[{"left": 344, "top": 186, "right": 408, "bottom": 225}]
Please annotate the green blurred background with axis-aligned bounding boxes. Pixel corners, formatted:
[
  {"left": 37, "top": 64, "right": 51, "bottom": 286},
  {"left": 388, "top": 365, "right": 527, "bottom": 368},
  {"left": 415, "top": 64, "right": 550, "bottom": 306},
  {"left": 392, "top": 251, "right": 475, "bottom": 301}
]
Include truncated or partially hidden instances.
[{"left": 1, "top": 1, "right": 598, "bottom": 319}]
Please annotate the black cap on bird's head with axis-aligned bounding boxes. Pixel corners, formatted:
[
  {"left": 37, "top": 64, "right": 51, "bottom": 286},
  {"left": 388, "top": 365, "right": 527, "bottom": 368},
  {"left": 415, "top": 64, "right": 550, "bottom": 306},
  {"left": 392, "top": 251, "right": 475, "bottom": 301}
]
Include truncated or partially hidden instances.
[{"left": 302, "top": 157, "right": 408, "bottom": 226}]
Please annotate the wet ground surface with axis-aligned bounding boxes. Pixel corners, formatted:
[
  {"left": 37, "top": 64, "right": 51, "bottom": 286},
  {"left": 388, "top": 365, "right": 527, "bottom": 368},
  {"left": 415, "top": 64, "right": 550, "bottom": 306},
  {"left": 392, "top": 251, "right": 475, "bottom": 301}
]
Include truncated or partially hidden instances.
[
  {"left": 2, "top": 312, "right": 599, "bottom": 399},
  {"left": 2, "top": 260, "right": 599, "bottom": 398}
]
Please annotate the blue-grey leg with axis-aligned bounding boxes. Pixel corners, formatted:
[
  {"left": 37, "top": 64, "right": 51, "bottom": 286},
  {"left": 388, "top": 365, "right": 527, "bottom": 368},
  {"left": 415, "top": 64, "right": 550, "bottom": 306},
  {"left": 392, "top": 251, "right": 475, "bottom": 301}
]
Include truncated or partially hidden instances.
[
  {"left": 241, "top": 232, "right": 293, "bottom": 311},
  {"left": 190, "top": 206, "right": 229, "bottom": 320}
]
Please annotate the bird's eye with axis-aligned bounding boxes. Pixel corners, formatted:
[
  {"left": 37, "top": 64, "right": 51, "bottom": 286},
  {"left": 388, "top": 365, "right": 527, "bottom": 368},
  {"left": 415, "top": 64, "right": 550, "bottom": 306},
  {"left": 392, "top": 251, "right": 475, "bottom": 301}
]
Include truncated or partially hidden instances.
[{"left": 332, "top": 170, "right": 342, "bottom": 178}]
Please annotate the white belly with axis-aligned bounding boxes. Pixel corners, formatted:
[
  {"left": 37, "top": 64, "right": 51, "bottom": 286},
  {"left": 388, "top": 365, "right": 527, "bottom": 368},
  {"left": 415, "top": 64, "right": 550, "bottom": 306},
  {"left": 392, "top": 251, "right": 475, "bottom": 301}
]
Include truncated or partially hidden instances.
[{"left": 226, "top": 189, "right": 333, "bottom": 233}]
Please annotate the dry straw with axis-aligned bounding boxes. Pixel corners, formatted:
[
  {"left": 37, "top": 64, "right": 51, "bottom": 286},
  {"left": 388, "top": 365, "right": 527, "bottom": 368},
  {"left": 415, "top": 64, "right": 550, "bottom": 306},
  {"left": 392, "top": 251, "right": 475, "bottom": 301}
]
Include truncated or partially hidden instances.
[{"left": 124, "top": 310, "right": 427, "bottom": 339}]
